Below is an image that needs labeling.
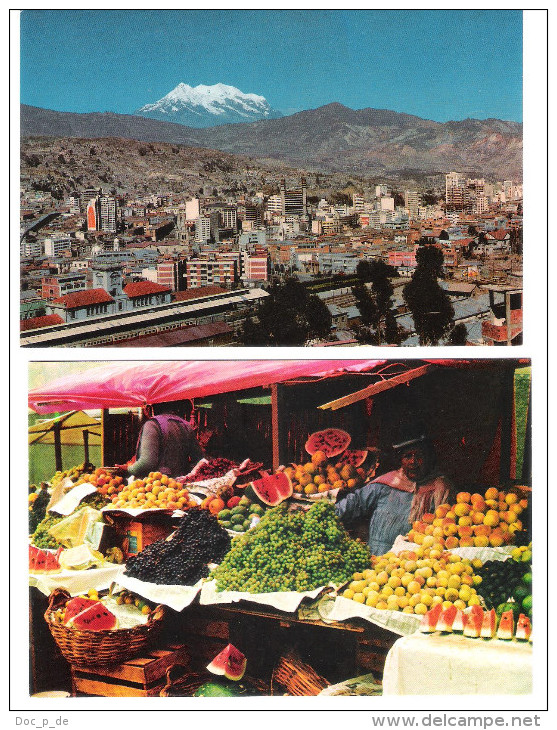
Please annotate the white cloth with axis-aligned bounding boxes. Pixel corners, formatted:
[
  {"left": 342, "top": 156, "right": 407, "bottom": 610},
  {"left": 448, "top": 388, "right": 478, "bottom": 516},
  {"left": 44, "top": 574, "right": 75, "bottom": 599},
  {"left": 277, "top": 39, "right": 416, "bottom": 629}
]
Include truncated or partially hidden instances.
[
  {"left": 29, "top": 564, "right": 125, "bottom": 597},
  {"left": 115, "top": 574, "right": 204, "bottom": 612},
  {"left": 324, "top": 595, "right": 421, "bottom": 636},
  {"left": 382, "top": 632, "right": 532, "bottom": 695},
  {"left": 200, "top": 579, "right": 325, "bottom": 613}
]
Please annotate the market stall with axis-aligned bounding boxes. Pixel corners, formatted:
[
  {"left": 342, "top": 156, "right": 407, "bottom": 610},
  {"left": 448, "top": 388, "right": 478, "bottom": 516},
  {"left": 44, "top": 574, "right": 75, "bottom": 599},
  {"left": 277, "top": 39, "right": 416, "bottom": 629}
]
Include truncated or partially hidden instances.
[{"left": 27, "top": 358, "right": 532, "bottom": 697}]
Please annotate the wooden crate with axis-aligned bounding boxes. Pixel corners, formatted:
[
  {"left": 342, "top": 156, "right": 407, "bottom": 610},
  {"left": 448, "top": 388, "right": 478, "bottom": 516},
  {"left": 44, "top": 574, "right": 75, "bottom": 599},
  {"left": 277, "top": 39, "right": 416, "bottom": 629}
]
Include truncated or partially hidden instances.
[{"left": 71, "top": 645, "right": 189, "bottom": 697}]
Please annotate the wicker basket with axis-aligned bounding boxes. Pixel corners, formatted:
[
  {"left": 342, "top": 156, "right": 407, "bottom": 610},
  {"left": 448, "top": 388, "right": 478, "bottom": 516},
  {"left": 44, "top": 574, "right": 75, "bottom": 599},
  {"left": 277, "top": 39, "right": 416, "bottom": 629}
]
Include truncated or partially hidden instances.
[
  {"left": 271, "top": 652, "right": 329, "bottom": 696},
  {"left": 160, "top": 668, "right": 269, "bottom": 697},
  {"left": 44, "top": 588, "right": 165, "bottom": 669}
]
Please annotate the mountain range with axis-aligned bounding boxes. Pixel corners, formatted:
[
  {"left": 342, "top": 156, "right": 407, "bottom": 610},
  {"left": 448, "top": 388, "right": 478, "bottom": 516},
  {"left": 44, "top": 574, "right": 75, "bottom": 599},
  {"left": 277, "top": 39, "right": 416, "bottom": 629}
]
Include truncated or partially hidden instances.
[
  {"left": 135, "top": 83, "right": 282, "bottom": 127},
  {"left": 20, "top": 101, "right": 522, "bottom": 181}
]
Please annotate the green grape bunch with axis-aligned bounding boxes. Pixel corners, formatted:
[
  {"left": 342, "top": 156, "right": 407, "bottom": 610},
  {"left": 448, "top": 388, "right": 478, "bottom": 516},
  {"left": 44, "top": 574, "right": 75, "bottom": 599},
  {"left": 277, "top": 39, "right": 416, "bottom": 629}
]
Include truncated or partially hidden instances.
[{"left": 211, "top": 501, "right": 372, "bottom": 593}]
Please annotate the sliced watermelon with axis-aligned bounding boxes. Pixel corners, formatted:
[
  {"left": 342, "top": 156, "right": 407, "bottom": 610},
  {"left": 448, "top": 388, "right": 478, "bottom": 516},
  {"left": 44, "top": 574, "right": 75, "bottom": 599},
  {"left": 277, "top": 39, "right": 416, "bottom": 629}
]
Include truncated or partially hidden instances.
[
  {"left": 206, "top": 644, "right": 247, "bottom": 681},
  {"left": 43, "top": 552, "right": 61, "bottom": 574},
  {"left": 335, "top": 449, "right": 368, "bottom": 468},
  {"left": 29, "top": 545, "right": 39, "bottom": 571},
  {"left": 515, "top": 613, "right": 532, "bottom": 641},
  {"left": 497, "top": 610, "right": 514, "bottom": 640},
  {"left": 480, "top": 608, "right": 497, "bottom": 639},
  {"left": 436, "top": 605, "right": 458, "bottom": 632},
  {"left": 248, "top": 472, "right": 293, "bottom": 507},
  {"left": 305, "top": 428, "right": 351, "bottom": 457},
  {"left": 68, "top": 602, "right": 118, "bottom": 631},
  {"left": 452, "top": 609, "right": 467, "bottom": 633},
  {"left": 419, "top": 603, "right": 443, "bottom": 633},
  {"left": 463, "top": 606, "right": 484, "bottom": 638},
  {"left": 32, "top": 550, "right": 47, "bottom": 574},
  {"left": 63, "top": 596, "right": 100, "bottom": 626}
]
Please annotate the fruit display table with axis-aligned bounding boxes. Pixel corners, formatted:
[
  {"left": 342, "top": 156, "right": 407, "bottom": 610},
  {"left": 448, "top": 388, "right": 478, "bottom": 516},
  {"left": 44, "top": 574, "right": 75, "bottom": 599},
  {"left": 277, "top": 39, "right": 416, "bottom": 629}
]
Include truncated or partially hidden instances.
[
  {"left": 382, "top": 632, "right": 532, "bottom": 695},
  {"left": 29, "top": 564, "right": 125, "bottom": 597}
]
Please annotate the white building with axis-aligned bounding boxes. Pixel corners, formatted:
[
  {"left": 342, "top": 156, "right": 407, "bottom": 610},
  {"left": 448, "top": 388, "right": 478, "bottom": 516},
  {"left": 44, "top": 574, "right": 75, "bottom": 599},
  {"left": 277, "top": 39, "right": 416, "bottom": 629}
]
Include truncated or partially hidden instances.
[
  {"left": 195, "top": 216, "right": 211, "bottom": 243},
  {"left": 44, "top": 233, "right": 72, "bottom": 257}
]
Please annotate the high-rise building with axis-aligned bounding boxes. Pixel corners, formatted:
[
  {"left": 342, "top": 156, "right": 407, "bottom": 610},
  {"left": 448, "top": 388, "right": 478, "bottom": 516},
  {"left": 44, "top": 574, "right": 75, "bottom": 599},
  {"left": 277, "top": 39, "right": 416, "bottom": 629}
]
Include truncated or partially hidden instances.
[
  {"left": 279, "top": 178, "right": 307, "bottom": 216},
  {"left": 445, "top": 172, "right": 472, "bottom": 212},
  {"left": 99, "top": 195, "right": 117, "bottom": 232},
  {"left": 404, "top": 190, "right": 420, "bottom": 217},
  {"left": 195, "top": 216, "right": 211, "bottom": 243}
]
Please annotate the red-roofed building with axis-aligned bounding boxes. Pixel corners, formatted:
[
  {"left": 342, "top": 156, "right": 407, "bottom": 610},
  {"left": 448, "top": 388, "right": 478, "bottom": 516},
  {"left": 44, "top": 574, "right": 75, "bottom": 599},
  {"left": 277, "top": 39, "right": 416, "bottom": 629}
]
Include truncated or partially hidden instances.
[
  {"left": 47, "top": 288, "right": 115, "bottom": 322},
  {"left": 20, "top": 314, "right": 64, "bottom": 332},
  {"left": 123, "top": 281, "right": 172, "bottom": 307}
]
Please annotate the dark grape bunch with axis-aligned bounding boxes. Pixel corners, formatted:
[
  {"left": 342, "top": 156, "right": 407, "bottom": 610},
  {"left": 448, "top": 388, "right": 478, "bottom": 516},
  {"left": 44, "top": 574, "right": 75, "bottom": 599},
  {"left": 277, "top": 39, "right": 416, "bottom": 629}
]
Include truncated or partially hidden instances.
[
  {"left": 475, "top": 559, "right": 529, "bottom": 608},
  {"left": 124, "top": 508, "right": 231, "bottom": 585},
  {"left": 211, "top": 500, "right": 372, "bottom": 593}
]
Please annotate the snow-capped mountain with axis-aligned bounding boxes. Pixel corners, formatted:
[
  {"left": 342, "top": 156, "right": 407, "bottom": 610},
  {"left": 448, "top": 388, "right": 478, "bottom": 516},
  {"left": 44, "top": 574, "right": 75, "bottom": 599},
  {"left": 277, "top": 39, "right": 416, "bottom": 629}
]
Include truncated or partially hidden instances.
[{"left": 135, "top": 83, "right": 282, "bottom": 128}]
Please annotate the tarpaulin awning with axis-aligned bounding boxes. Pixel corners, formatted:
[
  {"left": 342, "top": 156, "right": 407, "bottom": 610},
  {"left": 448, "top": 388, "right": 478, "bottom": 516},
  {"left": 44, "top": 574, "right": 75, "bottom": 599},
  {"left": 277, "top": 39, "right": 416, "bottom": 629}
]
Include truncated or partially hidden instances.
[
  {"left": 28, "top": 360, "right": 388, "bottom": 414},
  {"left": 28, "top": 411, "right": 102, "bottom": 445}
]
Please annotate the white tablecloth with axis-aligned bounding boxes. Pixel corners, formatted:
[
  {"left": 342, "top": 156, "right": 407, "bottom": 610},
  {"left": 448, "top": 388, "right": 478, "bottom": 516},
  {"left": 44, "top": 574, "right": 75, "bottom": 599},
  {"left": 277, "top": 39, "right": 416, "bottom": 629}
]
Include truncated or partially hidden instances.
[{"left": 382, "top": 632, "right": 532, "bottom": 695}]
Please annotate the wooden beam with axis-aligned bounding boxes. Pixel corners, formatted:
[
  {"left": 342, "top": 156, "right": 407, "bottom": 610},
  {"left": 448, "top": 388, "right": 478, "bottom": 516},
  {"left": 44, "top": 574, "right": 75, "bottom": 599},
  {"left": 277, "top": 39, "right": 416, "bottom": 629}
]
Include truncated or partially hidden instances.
[
  {"left": 318, "top": 364, "right": 435, "bottom": 411},
  {"left": 270, "top": 383, "right": 287, "bottom": 471}
]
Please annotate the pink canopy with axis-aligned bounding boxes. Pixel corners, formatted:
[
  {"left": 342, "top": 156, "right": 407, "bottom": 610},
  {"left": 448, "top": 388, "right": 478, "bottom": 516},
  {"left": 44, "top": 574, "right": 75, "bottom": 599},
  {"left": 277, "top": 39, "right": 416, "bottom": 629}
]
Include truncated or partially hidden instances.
[{"left": 28, "top": 359, "right": 388, "bottom": 414}]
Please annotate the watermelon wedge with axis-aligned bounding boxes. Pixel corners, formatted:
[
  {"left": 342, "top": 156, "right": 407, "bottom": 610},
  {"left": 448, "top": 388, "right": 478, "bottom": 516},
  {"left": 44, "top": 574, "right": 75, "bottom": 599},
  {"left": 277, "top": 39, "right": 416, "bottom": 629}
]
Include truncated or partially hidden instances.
[
  {"left": 248, "top": 472, "right": 293, "bottom": 507},
  {"left": 497, "top": 610, "right": 514, "bottom": 640},
  {"left": 335, "top": 449, "right": 368, "bottom": 468},
  {"left": 305, "top": 428, "right": 351, "bottom": 458},
  {"left": 463, "top": 606, "right": 484, "bottom": 638},
  {"left": 419, "top": 603, "right": 443, "bottom": 633},
  {"left": 436, "top": 605, "right": 458, "bottom": 632},
  {"left": 206, "top": 644, "right": 247, "bottom": 681},
  {"left": 31, "top": 550, "right": 47, "bottom": 574},
  {"left": 43, "top": 552, "right": 61, "bottom": 574},
  {"left": 480, "top": 608, "right": 497, "bottom": 639},
  {"left": 68, "top": 602, "right": 118, "bottom": 631},
  {"left": 63, "top": 596, "right": 100, "bottom": 626},
  {"left": 452, "top": 609, "right": 467, "bottom": 633},
  {"left": 515, "top": 614, "right": 532, "bottom": 641},
  {"left": 29, "top": 545, "right": 39, "bottom": 571}
]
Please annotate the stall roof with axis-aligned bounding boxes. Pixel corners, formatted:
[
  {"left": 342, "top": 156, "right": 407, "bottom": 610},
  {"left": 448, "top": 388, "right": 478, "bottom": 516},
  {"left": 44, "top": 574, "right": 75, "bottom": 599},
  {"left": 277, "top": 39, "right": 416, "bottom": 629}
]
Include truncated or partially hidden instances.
[
  {"left": 28, "top": 359, "right": 525, "bottom": 416},
  {"left": 28, "top": 360, "right": 387, "bottom": 414},
  {"left": 28, "top": 410, "right": 102, "bottom": 445}
]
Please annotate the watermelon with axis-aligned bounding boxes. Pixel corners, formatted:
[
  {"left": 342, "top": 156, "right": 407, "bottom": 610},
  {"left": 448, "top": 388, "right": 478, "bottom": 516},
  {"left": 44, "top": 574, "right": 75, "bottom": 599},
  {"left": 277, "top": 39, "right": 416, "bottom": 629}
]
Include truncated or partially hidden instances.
[
  {"left": 31, "top": 550, "right": 47, "bottom": 574},
  {"left": 43, "top": 552, "right": 61, "bottom": 574},
  {"left": 480, "top": 608, "right": 497, "bottom": 639},
  {"left": 305, "top": 428, "right": 351, "bottom": 457},
  {"left": 68, "top": 602, "right": 118, "bottom": 631},
  {"left": 436, "top": 605, "right": 458, "bottom": 632},
  {"left": 207, "top": 644, "right": 247, "bottom": 681},
  {"left": 248, "top": 472, "right": 293, "bottom": 507},
  {"left": 194, "top": 681, "right": 240, "bottom": 697},
  {"left": 464, "top": 605, "right": 484, "bottom": 638},
  {"left": 29, "top": 545, "right": 39, "bottom": 570},
  {"left": 515, "top": 613, "right": 532, "bottom": 641},
  {"left": 335, "top": 449, "right": 368, "bottom": 468},
  {"left": 452, "top": 609, "right": 467, "bottom": 633},
  {"left": 497, "top": 610, "right": 514, "bottom": 640},
  {"left": 63, "top": 596, "right": 100, "bottom": 626},
  {"left": 419, "top": 602, "right": 443, "bottom": 633}
]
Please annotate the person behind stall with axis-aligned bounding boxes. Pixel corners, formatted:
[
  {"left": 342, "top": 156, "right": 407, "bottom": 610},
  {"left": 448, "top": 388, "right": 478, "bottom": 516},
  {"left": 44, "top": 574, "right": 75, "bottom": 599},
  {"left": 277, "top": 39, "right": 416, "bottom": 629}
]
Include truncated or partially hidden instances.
[
  {"left": 120, "top": 400, "right": 205, "bottom": 479},
  {"left": 335, "top": 429, "right": 451, "bottom": 556}
]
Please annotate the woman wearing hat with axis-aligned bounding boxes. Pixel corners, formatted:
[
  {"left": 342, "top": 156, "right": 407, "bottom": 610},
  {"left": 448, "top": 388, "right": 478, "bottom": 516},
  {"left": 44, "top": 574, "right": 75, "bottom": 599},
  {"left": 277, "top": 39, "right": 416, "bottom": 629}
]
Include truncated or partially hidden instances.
[{"left": 335, "top": 430, "right": 451, "bottom": 556}]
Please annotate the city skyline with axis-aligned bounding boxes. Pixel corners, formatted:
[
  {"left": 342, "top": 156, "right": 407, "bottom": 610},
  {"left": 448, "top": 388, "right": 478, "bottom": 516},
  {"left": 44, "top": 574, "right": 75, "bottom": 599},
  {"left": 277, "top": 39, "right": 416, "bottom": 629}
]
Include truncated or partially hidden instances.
[{"left": 19, "top": 9, "right": 523, "bottom": 123}]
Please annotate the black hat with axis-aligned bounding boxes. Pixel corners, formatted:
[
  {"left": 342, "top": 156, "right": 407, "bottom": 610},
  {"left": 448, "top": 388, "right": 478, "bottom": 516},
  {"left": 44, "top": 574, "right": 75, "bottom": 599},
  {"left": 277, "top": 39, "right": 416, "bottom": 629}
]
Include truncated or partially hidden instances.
[{"left": 391, "top": 421, "right": 429, "bottom": 452}]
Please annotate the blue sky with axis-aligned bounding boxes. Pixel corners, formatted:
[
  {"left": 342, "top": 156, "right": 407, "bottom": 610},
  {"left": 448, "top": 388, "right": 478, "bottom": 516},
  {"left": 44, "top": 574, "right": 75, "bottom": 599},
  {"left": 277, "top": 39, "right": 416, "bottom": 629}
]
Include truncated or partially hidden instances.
[{"left": 20, "top": 9, "right": 523, "bottom": 122}]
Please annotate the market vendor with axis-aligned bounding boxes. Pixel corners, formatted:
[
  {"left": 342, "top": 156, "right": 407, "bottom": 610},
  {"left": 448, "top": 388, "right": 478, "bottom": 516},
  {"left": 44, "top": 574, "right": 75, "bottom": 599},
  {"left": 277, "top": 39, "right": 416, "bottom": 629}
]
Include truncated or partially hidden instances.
[
  {"left": 120, "top": 400, "right": 205, "bottom": 479},
  {"left": 335, "top": 429, "right": 451, "bottom": 556}
]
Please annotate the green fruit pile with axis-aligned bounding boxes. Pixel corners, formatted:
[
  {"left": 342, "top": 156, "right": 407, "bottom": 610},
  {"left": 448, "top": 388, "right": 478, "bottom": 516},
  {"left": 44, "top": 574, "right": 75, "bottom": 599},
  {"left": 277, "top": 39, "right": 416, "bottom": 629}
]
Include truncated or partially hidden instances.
[
  {"left": 211, "top": 500, "right": 372, "bottom": 593},
  {"left": 218, "top": 496, "right": 265, "bottom": 534}
]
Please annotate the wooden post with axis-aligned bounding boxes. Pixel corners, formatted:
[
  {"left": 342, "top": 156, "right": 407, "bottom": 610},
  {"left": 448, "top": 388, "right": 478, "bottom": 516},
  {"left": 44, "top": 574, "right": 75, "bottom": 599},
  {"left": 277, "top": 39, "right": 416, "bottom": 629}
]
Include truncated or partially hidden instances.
[
  {"left": 53, "top": 421, "right": 62, "bottom": 472},
  {"left": 499, "top": 367, "right": 514, "bottom": 485},
  {"left": 101, "top": 409, "right": 108, "bottom": 467},
  {"left": 505, "top": 291, "right": 512, "bottom": 346},
  {"left": 83, "top": 429, "right": 90, "bottom": 465},
  {"left": 270, "top": 383, "right": 286, "bottom": 472}
]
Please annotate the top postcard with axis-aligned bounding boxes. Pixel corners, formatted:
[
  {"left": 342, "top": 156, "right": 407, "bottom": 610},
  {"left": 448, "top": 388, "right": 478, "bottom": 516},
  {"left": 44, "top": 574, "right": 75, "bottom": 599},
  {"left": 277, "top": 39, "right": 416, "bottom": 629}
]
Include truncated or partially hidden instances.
[{"left": 18, "top": 9, "right": 524, "bottom": 348}]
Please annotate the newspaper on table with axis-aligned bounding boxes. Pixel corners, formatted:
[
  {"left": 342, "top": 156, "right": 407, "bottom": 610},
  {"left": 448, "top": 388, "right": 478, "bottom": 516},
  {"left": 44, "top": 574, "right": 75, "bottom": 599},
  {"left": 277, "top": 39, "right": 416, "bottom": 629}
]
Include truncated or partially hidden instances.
[
  {"left": 48, "top": 482, "right": 97, "bottom": 516},
  {"left": 29, "top": 564, "right": 125, "bottom": 598},
  {"left": 321, "top": 595, "right": 421, "bottom": 636},
  {"left": 200, "top": 579, "right": 326, "bottom": 613},
  {"left": 390, "top": 535, "right": 515, "bottom": 562},
  {"left": 115, "top": 573, "right": 205, "bottom": 612}
]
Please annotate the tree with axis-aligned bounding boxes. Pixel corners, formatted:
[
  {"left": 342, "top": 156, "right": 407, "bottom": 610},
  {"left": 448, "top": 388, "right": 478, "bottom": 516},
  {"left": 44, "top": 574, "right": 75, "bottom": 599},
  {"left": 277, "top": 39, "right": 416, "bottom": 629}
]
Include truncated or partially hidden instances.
[
  {"left": 238, "top": 278, "right": 332, "bottom": 346},
  {"left": 403, "top": 244, "right": 454, "bottom": 345},
  {"left": 352, "top": 260, "right": 401, "bottom": 344},
  {"left": 448, "top": 323, "right": 468, "bottom": 345}
]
